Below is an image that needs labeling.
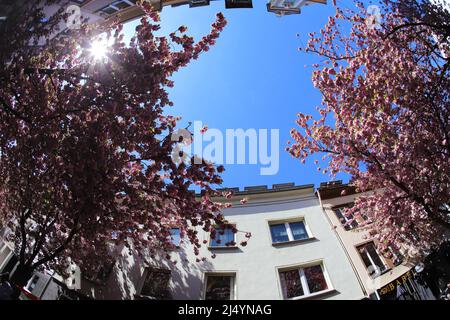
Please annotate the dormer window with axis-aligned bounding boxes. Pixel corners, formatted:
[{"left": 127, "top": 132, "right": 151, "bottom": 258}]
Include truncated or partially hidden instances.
[
  {"left": 225, "top": 0, "right": 253, "bottom": 9},
  {"left": 189, "top": 0, "right": 210, "bottom": 8},
  {"left": 98, "top": 0, "right": 135, "bottom": 16}
]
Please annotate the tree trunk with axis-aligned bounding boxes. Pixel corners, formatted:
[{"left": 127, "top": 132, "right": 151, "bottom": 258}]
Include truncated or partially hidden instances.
[{"left": 9, "top": 263, "right": 33, "bottom": 299}]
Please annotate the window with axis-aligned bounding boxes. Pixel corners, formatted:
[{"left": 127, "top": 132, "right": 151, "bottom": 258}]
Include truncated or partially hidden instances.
[
  {"left": 204, "top": 274, "right": 235, "bottom": 300},
  {"left": 99, "top": 0, "right": 135, "bottom": 15},
  {"left": 0, "top": 241, "right": 13, "bottom": 267},
  {"left": 357, "top": 242, "right": 388, "bottom": 278},
  {"left": 266, "top": 0, "right": 300, "bottom": 15},
  {"left": 387, "top": 246, "right": 404, "bottom": 266},
  {"left": 95, "top": 262, "right": 114, "bottom": 283},
  {"left": 100, "top": 6, "right": 118, "bottom": 15},
  {"left": 290, "top": 221, "right": 309, "bottom": 240},
  {"left": 333, "top": 204, "right": 367, "bottom": 230},
  {"left": 279, "top": 264, "right": 331, "bottom": 299},
  {"left": 189, "top": 0, "right": 210, "bottom": 8},
  {"left": 269, "top": 220, "right": 310, "bottom": 244},
  {"left": 276, "top": 0, "right": 296, "bottom": 7},
  {"left": 27, "top": 275, "right": 40, "bottom": 292},
  {"left": 333, "top": 206, "right": 358, "bottom": 230},
  {"left": 0, "top": 254, "right": 18, "bottom": 275},
  {"left": 210, "top": 226, "right": 236, "bottom": 247},
  {"left": 114, "top": 1, "right": 132, "bottom": 10},
  {"left": 169, "top": 228, "right": 181, "bottom": 247},
  {"left": 140, "top": 267, "right": 171, "bottom": 299},
  {"left": 225, "top": 0, "right": 253, "bottom": 9},
  {"left": 84, "top": 261, "right": 115, "bottom": 284}
]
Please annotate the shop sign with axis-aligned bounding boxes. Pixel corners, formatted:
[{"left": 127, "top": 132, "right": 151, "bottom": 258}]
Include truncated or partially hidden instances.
[{"left": 378, "top": 270, "right": 415, "bottom": 296}]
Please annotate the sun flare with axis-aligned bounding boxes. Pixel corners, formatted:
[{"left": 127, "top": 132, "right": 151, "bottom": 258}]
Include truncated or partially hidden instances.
[{"left": 89, "top": 39, "right": 108, "bottom": 61}]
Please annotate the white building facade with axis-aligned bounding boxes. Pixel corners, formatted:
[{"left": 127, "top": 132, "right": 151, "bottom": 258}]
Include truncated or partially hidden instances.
[{"left": 79, "top": 184, "right": 365, "bottom": 300}]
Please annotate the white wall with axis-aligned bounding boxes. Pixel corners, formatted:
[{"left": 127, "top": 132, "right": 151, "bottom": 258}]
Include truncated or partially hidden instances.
[{"left": 83, "top": 189, "right": 365, "bottom": 300}]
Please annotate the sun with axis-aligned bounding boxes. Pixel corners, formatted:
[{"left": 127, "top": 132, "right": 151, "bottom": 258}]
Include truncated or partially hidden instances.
[{"left": 89, "top": 39, "right": 108, "bottom": 61}]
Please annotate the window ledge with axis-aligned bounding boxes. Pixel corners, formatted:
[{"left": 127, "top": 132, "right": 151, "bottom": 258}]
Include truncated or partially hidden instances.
[
  {"left": 343, "top": 222, "right": 374, "bottom": 232},
  {"left": 371, "top": 267, "right": 392, "bottom": 279},
  {"left": 272, "top": 237, "right": 316, "bottom": 247},
  {"left": 287, "top": 288, "right": 337, "bottom": 300},
  {"left": 208, "top": 246, "right": 239, "bottom": 251}
]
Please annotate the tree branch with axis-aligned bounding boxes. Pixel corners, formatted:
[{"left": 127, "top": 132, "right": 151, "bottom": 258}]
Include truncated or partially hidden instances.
[
  {"left": 31, "top": 218, "right": 79, "bottom": 269},
  {"left": 0, "top": 96, "right": 31, "bottom": 123}
]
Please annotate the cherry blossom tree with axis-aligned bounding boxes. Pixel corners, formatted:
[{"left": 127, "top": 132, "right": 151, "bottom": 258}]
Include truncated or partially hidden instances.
[
  {"left": 0, "top": 0, "right": 230, "bottom": 287},
  {"left": 289, "top": 0, "right": 449, "bottom": 259}
]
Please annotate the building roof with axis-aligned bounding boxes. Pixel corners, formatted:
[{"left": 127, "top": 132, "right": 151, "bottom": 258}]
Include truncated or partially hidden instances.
[
  {"left": 200, "top": 183, "right": 317, "bottom": 205},
  {"left": 215, "top": 182, "right": 314, "bottom": 196},
  {"left": 316, "top": 180, "right": 358, "bottom": 200}
]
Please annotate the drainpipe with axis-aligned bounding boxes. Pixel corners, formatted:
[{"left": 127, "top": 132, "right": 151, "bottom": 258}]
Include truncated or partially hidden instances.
[{"left": 316, "top": 190, "right": 370, "bottom": 299}]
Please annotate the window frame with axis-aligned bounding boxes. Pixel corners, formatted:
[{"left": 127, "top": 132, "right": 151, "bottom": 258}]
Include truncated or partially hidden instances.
[
  {"left": 97, "top": 0, "right": 136, "bottom": 16},
  {"left": 332, "top": 203, "right": 369, "bottom": 231},
  {"left": 277, "top": 262, "right": 334, "bottom": 300},
  {"left": 189, "top": 0, "right": 211, "bottom": 8},
  {"left": 0, "top": 241, "right": 14, "bottom": 270},
  {"left": 387, "top": 245, "right": 404, "bottom": 266},
  {"left": 268, "top": 217, "right": 313, "bottom": 245},
  {"left": 82, "top": 261, "right": 115, "bottom": 285},
  {"left": 203, "top": 272, "right": 237, "bottom": 300},
  {"left": 169, "top": 227, "right": 181, "bottom": 248},
  {"left": 139, "top": 266, "right": 172, "bottom": 299},
  {"left": 332, "top": 204, "right": 358, "bottom": 230},
  {"left": 225, "top": 0, "right": 254, "bottom": 9},
  {"left": 356, "top": 241, "right": 389, "bottom": 278},
  {"left": 26, "top": 274, "right": 40, "bottom": 293},
  {"left": 208, "top": 224, "right": 237, "bottom": 249}
]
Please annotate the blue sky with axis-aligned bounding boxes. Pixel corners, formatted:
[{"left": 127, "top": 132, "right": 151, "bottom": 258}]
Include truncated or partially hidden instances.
[{"left": 122, "top": 0, "right": 358, "bottom": 190}]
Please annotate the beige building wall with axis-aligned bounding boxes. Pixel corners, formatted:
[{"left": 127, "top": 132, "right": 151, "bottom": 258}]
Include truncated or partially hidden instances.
[{"left": 317, "top": 183, "right": 415, "bottom": 299}]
